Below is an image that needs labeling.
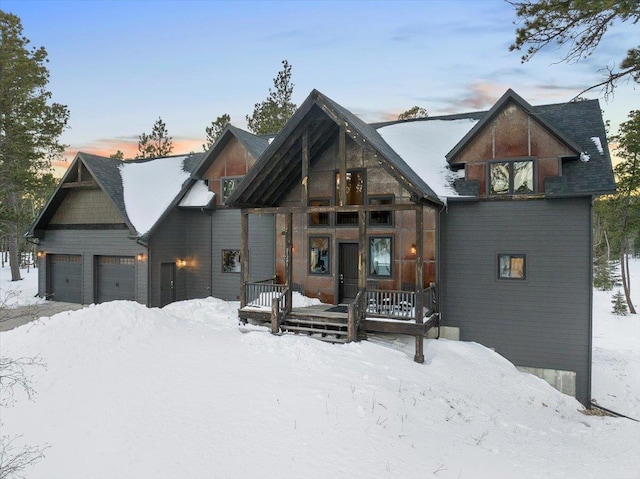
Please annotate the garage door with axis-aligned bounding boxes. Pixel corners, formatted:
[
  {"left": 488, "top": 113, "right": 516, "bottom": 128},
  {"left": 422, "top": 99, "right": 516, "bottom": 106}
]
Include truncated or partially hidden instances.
[
  {"left": 96, "top": 256, "right": 135, "bottom": 302},
  {"left": 49, "top": 254, "right": 82, "bottom": 303}
]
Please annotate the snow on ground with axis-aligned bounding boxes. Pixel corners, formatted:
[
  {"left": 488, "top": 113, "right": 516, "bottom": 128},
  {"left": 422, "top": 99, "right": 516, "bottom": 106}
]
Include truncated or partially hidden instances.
[
  {"left": 592, "top": 258, "right": 640, "bottom": 419},
  {"left": 0, "top": 261, "right": 639, "bottom": 478},
  {"left": 0, "top": 263, "right": 42, "bottom": 308}
]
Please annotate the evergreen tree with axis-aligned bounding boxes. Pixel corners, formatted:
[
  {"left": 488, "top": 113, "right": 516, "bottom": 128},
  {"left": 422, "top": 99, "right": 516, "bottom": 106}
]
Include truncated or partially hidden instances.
[
  {"left": 0, "top": 12, "right": 69, "bottom": 281},
  {"left": 509, "top": 0, "right": 640, "bottom": 98},
  {"left": 246, "top": 60, "right": 296, "bottom": 135},
  {"left": 137, "top": 117, "right": 173, "bottom": 159},
  {"left": 203, "top": 113, "right": 231, "bottom": 151},
  {"left": 110, "top": 150, "right": 124, "bottom": 160},
  {"left": 398, "top": 106, "right": 428, "bottom": 120},
  {"left": 612, "top": 290, "right": 628, "bottom": 315}
]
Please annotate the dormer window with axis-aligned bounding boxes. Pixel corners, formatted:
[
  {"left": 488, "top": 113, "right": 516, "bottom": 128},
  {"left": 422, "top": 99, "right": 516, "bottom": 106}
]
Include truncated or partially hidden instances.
[
  {"left": 222, "top": 177, "right": 241, "bottom": 202},
  {"left": 489, "top": 159, "right": 534, "bottom": 195}
]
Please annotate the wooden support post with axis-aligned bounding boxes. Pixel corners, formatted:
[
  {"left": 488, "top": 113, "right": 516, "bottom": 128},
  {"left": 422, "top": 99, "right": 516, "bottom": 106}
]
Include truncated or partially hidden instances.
[
  {"left": 240, "top": 211, "right": 249, "bottom": 308},
  {"left": 358, "top": 209, "right": 367, "bottom": 292},
  {"left": 271, "top": 297, "right": 280, "bottom": 334},
  {"left": 301, "top": 130, "right": 309, "bottom": 207},
  {"left": 414, "top": 205, "right": 425, "bottom": 364},
  {"left": 285, "top": 212, "right": 293, "bottom": 311},
  {"left": 347, "top": 303, "right": 357, "bottom": 342},
  {"left": 338, "top": 127, "right": 346, "bottom": 207}
]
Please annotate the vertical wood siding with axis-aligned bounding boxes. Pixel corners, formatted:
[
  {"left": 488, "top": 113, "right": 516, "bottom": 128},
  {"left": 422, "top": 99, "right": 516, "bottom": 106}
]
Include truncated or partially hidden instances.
[{"left": 440, "top": 198, "right": 592, "bottom": 405}]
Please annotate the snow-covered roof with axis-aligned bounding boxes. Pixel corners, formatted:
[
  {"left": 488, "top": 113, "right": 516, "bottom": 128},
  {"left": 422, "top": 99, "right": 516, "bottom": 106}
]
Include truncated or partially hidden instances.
[
  {"left": 120, "top": 156, "right": 191, "bottom": 235},
  {"left": 376, "top": 119, "right": 479, "bottom": 200},
  {"left": 179, "top": 180, "right": 215, "bottom": 208}
]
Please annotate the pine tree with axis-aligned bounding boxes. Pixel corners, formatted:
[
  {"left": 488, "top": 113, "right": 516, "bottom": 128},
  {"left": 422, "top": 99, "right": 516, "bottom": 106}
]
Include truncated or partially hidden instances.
[
  {"left": 509, "top": 0, "right": 640, "bottom": 98},
  {"left": 612, "top": 290, "right": 628, "bottom": 316},
  {"left": 203, "top": 113, "right": 231, "bottom": 151},
  {"left": 0, "top": 12, "right": 69, "bottom": 281},
  {"left": 398, "top": 106, "right": 428, "bottom": 120},
  {"left": 246, "top": 60, "right": 296, "bottom": 135},
  {"left": 110, "top": 150, "right": 124, "bottom": 160},
  {"left": 137, "top": 117, "right": 173, "bottom": 159}
]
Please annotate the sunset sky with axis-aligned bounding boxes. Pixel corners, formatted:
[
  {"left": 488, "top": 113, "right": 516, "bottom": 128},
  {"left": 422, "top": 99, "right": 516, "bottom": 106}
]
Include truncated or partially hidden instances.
[{"left": 3, "top": 0, "right": 638, "bottom": 173}]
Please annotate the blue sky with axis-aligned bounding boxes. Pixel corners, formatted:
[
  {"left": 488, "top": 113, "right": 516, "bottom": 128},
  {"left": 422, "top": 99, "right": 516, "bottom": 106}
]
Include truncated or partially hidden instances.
[{"left": 4, "top": 0, "right": 638, "bottom": 166}]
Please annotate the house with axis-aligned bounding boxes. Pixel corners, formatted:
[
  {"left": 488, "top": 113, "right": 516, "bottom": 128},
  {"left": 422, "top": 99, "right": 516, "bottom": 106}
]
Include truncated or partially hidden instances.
[
  {"left": 29, "top": 88, "right": 615, "bottom": 407},
  {"left": 27, "top": 125, "right": 275, "bottom": 307},
  {"left": 227, "top": 89, "right": 616, "bottom": 407}
]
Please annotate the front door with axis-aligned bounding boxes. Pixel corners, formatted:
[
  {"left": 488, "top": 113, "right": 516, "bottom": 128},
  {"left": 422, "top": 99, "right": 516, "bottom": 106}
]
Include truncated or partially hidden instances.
[
  {"left": 338, "top": 243, "right": 359, "bottom": 303},
  {"left": 160, "top": 262, "right": 176, "bottom": 307}
]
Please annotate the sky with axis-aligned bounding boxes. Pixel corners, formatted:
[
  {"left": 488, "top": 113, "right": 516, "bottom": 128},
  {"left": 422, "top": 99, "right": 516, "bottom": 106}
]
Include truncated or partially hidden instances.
[{"left": 3, "top": 0, "right": 639, "bottom": 172}]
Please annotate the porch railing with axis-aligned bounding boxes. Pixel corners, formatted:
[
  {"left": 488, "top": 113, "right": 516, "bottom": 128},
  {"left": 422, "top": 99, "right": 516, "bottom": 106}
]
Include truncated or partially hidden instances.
[
  {"left": 365, "top": 284, "right": 437, "bottom": 320},
  {"left": 245, "top": 280, "right": 288, "bottom": 310}
]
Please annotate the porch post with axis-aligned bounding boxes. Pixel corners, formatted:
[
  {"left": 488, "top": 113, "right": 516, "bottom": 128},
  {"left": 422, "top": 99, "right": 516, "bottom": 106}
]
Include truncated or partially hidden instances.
[
  {"left": 338, "top": 127, "right": 347, "bottom": 207},
  {"left": 358, "top": 209, "right": 367, "bottom": 292},
  {"left": 285, "top": 211, "right": 293, "bottom": 311},
  {"left": 414, "top": 204, "right": 425, "bottom": 363},
  {"left": 301, "top": 130, "right": 309, "bottom": 206},
  {"left": 240, "top": 210, "right": 249, "bottom": 308}
]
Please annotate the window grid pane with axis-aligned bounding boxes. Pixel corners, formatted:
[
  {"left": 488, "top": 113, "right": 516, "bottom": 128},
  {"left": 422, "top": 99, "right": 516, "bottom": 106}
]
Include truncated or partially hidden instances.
[{"left": 369, "top": 237, "right": 392, "bottom": 277}]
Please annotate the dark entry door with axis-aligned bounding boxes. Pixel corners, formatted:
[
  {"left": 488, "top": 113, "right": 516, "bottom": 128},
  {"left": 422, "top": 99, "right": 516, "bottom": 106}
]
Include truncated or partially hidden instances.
[
  {"left": 338, "top": 243, "right": 359, "bottom": 303},
  {"left": 160, "top": 262, "right": 176, "bottom": 307}
]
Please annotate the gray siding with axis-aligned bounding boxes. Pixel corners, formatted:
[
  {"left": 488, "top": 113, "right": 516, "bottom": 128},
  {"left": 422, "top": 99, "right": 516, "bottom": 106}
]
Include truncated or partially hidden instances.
[
  {"left": 211, "top": 210, "right": 275, "bottom": 301},
  {"left": 440, "top": 198, "right": 592, "bottom": 405},
  {"left": 184, "top": 210, "right": 213, "bottom": 300},
  {"left": 38, "top": 229, "right": 147, "bottom": 305},
  {"left": 148, "top": 209, "right": 187, "bottom": 307}
]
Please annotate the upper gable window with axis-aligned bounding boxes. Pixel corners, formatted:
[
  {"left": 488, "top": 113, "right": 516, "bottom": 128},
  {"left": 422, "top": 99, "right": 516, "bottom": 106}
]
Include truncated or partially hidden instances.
[
  {"left": 222, "top": 177, "right": 241, "bottom": 202},
  {"left": 489, "top": 160, "right": 534, "bottom": 195},
  {"left": 336, "top": 170, "right": 364, "bottom": 225}
]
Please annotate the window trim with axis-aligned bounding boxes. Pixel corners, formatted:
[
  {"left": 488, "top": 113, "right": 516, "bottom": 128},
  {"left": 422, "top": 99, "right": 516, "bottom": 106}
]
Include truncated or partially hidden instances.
[
  {"left": 368, "top": 236, "right": 393, "bottom": 278},
  {"left": 221, "top": 249, "right": 242, "bottom": 274},
  {"left": 308, "top": 235, "right": 331, "bottom": 275},
  {"left": 488, "top": 158, "right": 536, "bottom": 196},
  {"left": 335, "top": 169, "right": 366, "bottom": 226},
  {"left": 221, "top": 177, "right": 242, "bottom": 203},
  {"left": 368, "top": 195, "right": 394, "bottom": 227},
  {"left": 497, "top": 253, "right": 526, "bottom": 280},
  {"left": 308, "top": 198, "right": 332, "bottom": 228}
]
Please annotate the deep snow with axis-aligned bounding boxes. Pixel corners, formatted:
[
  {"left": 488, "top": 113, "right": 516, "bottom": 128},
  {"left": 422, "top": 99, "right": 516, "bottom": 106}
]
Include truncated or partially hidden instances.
[{"left": 1, "top": 261, "right": 639, "bottom": 478}]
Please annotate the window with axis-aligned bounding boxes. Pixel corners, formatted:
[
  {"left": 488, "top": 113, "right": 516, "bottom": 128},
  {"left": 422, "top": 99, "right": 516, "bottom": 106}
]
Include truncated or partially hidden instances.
[
  {"left": 489, "top": 160, "right": 534, "bottom": 195},
  {"left": 498, "top": 254, "right": 526, "bottom": 279},
  {"left": 222, "top": 249, "right": 241, "bottom": 273},
  {"left": 309, "top": 236, "right": 330, "bottom": 275},
  {"left": 308, "top": 199, "right": 330, "bottom": 227},
  {"left": 368, "top": 196, "right": 393, "bottom": 226},
  {"left": 222, "top": 178, "right": 240, "bottom": 202},
  {"left": 336, "top": 170, "right": 364, "bottom": 225},
  {"left": 369, "top": 237, "right": 392, "bottom": 277}
]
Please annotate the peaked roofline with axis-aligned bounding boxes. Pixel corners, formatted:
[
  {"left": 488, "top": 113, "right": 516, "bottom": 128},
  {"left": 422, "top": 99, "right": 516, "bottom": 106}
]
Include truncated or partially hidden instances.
[
  {"left": 27, "top": 152, "right": 137, "bottom": 237},
  {"left": 445, "top": 89, "right": 584, "bottom": 163},
  {"left": 192, "top": 124, "right": 270, "bottom": 179},
  {"left": 227, "top": 89, "right": 443, "bottom": 207}
]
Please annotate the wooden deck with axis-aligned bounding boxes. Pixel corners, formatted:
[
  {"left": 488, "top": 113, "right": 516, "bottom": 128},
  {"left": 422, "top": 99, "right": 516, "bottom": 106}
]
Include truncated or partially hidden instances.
[{"left": 239, "top": 303, "right": 439, "bottom": 337}]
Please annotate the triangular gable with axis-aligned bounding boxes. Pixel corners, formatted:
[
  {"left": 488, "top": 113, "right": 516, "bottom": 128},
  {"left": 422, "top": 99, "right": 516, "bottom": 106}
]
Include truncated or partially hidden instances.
[
  {"left": 192, "top": 125, "right": 270, "bottom": 179},
  {"left": 227, "top": 89, "right": 442, "bottom": 207},
  {"left": 28, "top": 153, "right": 136, "bottom": 238},
  {"left": 446, "top": 89, "right": 583, "bottom": 164}
]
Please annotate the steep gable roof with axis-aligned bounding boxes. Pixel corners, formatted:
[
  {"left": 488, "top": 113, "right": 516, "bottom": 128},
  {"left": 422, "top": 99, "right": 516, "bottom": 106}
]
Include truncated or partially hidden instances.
[
  {"left": 192, "top": 124, "right": 270, "bottom": 179},
  {"left": 445, "top": 89, "right": 584, "bottom": 162},
  {"left": 28, "top": 151, "right": 205, "bottom": 240},
  {"left": 227, "top": 89, "right": 442, "bottom": 207}
]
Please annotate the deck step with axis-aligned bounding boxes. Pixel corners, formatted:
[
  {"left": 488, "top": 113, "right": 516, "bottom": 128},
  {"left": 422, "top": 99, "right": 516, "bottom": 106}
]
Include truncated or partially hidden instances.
[
  {"left": 281, "top": 324, "right": 348, "bottom": 336},
  {"left": 284, "top": 318, "right": 348, "bottom": 329}
]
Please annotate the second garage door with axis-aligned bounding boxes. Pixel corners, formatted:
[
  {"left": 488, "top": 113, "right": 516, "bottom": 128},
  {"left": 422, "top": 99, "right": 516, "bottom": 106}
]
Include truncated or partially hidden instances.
[{"left": 96, "top": 256, "right": 135, "bottom": 302}]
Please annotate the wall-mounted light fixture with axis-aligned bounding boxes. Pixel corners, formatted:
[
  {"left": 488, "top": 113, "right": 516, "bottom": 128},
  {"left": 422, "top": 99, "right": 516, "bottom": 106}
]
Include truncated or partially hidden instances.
[
  {"left": 137, "top": 253, "right": 146, "bottom": 261},
  {"left": 176, "top": 259, "right": 187, "bottom": 268},
  {"left": 37, "top": 251, "right": 45, "bottom": 258},
  {"left": 410, "top": 244, "right": 417, "bottom": 255}
]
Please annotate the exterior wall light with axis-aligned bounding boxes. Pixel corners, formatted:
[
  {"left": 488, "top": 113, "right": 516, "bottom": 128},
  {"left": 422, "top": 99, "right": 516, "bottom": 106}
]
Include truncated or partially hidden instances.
[
  {"left": 176, "top": 259, "right": 187, "bottom": 268},
  {"left": 410, "top": 244, "right": 417, "bottom": 255},
  {"left": 137, "top": 253, "right": 146, "bottom": 261},
  {"left": 37, "top": 251, "right": 45, "bottom": 258}
]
